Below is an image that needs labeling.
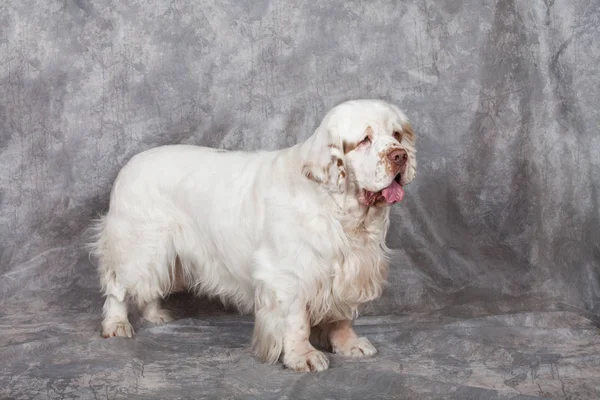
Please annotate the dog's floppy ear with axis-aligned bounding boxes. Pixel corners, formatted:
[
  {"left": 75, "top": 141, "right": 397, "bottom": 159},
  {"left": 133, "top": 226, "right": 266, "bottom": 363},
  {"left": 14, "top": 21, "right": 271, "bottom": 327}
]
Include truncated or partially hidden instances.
[{"left": 301, "top": 124, "right": 347, "bottom": 193}]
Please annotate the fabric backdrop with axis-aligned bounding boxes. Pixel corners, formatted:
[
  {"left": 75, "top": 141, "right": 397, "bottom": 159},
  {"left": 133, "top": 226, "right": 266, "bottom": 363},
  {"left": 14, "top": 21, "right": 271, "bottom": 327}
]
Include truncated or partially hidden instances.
[{"left": 1, "top": 1, "right": 599, "bottom": 399}]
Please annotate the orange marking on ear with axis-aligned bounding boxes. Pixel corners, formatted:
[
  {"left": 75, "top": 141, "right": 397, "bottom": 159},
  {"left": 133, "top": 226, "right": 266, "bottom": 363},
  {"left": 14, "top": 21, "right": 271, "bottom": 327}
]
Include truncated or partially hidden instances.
[
  {"left": 302, "top": 164, "right": 323, "bottom": 183},
  {"left": 343, "top": 141, "right": 357, "bottom": 154}
]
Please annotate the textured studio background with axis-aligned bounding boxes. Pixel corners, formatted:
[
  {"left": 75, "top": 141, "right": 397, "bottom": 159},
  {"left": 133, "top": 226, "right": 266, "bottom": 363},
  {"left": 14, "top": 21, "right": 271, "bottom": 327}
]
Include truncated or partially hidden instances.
[{"left": 1, "top": 1, "right": 600, "bottom": 399}]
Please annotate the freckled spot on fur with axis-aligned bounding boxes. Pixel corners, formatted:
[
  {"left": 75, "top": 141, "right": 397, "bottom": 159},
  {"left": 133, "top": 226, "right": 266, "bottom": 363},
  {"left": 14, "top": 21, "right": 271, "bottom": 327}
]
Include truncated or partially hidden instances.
[{"left": 376, "top": 150, "right": 397, "bottom": 177}]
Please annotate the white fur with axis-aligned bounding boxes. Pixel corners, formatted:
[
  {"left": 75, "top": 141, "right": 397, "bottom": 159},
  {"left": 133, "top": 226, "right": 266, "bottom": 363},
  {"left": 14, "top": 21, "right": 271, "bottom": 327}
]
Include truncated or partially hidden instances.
[{"left": 90, "top": 99, "right": 416, "bottom": 371}]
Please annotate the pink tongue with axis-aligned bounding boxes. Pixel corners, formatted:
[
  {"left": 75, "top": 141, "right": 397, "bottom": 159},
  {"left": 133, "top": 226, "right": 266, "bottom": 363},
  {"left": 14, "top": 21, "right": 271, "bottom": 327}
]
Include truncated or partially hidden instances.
[{"left": 382, "top": 180, "right": 405, "bottom": 204}]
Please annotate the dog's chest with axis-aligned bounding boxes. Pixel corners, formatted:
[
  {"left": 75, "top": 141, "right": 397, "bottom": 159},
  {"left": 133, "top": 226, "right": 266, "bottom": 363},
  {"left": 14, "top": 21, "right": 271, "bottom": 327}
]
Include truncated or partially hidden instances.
[
  {"left": 307, "top": 204, "right": 390, "bottom": 322},
  {"left": 331, "top": 217, "right": 389, "bottom": 305}
]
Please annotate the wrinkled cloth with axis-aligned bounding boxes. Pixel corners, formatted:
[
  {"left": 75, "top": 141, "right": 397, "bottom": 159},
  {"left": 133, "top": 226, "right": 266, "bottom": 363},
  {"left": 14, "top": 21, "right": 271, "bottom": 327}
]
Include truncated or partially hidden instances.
[{"left": 1, "top": 0, "right": 599, "bottom": 398}]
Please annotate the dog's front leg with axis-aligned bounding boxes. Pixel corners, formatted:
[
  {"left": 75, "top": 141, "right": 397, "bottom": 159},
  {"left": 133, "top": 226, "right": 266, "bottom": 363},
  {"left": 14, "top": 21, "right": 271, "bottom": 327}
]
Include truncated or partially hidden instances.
[{"left": 281, "top": 299, "right": 329, "bottom": 372}]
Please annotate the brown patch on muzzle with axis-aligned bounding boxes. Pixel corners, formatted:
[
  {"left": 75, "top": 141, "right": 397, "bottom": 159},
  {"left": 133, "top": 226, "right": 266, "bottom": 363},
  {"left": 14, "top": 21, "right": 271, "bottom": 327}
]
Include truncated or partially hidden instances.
[{"left": 378, "top": 147, "right": 408, "bottom": 177}]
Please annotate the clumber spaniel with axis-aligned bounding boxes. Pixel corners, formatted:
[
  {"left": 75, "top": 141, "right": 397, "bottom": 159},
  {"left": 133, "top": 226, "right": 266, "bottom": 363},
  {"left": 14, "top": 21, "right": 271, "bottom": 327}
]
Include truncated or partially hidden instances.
[{"left": 91, "top": 99, "right": 416, "bottom": 372}]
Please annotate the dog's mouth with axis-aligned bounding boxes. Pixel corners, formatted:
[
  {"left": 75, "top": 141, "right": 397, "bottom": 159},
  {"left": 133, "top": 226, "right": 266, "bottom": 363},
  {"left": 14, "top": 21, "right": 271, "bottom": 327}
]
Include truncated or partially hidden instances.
[{"left": 360, "top": 173, "right": 404, "bottom": 207}]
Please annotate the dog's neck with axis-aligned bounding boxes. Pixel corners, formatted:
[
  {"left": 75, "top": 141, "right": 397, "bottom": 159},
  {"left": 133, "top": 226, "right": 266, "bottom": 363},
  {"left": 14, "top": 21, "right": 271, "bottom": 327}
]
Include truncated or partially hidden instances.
[{"left": 333, "top": 183, "right": 391, "bottom": 235}]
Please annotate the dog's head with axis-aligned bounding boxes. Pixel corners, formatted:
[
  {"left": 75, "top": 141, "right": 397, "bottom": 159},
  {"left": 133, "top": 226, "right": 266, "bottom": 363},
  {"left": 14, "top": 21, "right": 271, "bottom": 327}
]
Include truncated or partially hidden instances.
[{"left": 302, "top": 99, "right": 416, "bottom": 206}]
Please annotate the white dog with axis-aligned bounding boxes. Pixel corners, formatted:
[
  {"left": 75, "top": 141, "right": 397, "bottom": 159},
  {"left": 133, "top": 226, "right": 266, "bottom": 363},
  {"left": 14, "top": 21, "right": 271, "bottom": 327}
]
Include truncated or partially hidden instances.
[{"left": 90, "top": 99, "right": 416, "bottom": 372}]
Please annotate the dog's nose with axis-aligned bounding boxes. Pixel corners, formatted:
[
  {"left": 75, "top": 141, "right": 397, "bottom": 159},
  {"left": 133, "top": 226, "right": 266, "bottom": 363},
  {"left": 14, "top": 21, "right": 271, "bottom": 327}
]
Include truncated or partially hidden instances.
[{"left": 387, "top": 148, "right": 408, "bottom": 166}]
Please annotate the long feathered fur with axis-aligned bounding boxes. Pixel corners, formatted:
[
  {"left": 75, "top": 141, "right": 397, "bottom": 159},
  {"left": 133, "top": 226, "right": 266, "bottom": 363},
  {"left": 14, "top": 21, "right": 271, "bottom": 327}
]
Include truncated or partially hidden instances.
[{"left": 89, "top": 99, "right": 416, "bottom": 369}]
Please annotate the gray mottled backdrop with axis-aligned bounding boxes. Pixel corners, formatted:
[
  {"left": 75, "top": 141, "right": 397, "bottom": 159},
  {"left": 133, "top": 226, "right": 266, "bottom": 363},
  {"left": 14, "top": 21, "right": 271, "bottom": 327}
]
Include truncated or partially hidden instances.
[{"left": 1, "top": 1, "right": 600, "bottom": 399}]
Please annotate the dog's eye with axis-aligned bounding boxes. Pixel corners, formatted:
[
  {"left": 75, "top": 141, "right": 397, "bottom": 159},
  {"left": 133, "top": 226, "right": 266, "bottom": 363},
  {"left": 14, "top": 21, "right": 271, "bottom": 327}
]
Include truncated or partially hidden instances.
[
  {"left": 359, "top": 136, "right": 371, "bottom": 146},
  {"left": 393, "top": 131, "right": 402, "bottom": 142}
]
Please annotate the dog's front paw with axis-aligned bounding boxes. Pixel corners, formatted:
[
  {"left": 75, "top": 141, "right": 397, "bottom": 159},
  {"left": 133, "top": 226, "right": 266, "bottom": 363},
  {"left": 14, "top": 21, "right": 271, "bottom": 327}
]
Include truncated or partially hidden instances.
[
  {"left": 102, "top": 319, "right": 134, "bottom": 338},
  {"left": 284, "top": 349, "right": 330, "bottom": 372},
  {"left": 333, "top": 336, "right": 377, "bottom": 357}
]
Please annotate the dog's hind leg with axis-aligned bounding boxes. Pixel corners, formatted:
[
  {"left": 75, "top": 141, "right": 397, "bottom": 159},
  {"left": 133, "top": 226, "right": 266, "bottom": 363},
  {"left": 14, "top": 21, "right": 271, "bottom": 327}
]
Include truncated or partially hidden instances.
[{"left": 141, "top": 298, "right": 174, "bottom": 324}]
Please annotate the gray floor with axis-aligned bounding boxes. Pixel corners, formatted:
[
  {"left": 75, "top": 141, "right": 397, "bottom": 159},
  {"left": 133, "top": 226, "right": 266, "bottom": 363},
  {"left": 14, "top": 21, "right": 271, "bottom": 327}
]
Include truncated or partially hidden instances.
[{"left": 2, "top": 281, "right": 600, "bottom": 399}]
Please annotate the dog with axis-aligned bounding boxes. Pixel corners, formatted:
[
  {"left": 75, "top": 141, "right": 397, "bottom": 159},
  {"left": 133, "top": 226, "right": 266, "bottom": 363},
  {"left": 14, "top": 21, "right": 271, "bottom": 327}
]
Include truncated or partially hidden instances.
[{"left": 90, "top": 99, "right": 416, "bottom": 372}]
